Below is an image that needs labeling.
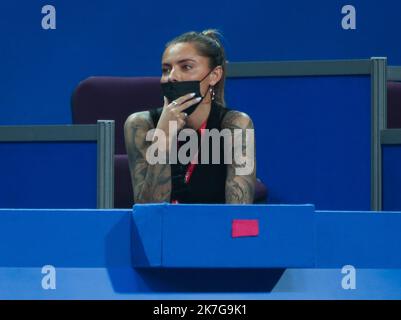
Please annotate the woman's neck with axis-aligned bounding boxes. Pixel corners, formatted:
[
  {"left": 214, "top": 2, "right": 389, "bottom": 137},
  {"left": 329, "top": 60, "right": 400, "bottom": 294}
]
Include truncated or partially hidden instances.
[{"left": 186, "top": 101, "right": 211, "bottom": 131}]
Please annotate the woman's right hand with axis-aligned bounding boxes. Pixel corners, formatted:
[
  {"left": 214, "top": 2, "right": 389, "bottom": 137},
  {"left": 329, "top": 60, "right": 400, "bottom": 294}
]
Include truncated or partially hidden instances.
[{"left": 156, "top": 92, "right": 201, "bottom": 140}]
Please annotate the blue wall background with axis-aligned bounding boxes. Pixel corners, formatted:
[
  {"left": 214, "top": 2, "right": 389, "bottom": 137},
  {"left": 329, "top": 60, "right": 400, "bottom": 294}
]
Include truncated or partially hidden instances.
[
  {"left": 1, "top": 0, "right": 401, "bottom": 125},
  {"left": 226, "top": 76, "right": 372, "bottom": 210},
  {"left": 0, "top": 142, "right": 97, "bottom": 208}
]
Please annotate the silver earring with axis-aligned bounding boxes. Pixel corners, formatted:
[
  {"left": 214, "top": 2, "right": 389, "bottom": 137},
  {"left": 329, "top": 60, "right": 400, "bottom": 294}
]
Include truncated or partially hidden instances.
[{"left": 210, "top": 87, "right": 215, "bottom": 101}]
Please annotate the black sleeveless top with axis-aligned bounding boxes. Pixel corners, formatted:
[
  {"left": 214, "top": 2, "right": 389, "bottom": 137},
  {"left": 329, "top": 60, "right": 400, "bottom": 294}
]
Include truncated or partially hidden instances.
[{"left": 149, "top": 102, "right": 230, "bottom": 204}]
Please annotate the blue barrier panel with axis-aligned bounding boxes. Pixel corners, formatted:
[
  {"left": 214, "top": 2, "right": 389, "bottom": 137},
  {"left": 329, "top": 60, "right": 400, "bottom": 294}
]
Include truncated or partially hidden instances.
[
  {"left": 226, "top": 76, "right": 371, "bottom": 211},
  {"left": 0, "top": 142, "right": 97, "bottom": 208},
  {"left": 382, "top": 145, "right": 401, "bottom": 211},
  {"left": 0, "top": 209, "right": 131, "bottom": 267},
  {"left": 1, "top": 206, "right": 401, "bottom": 299},
  {"left": 0, "top": 208, "right": 285, "bottom": 295},
  {"left": 316, "top": 210, "right": 401, "bottom": 268},
  {"left": 132, "top": 204, "right": 315, "bottom": 268},
  {"left": 272, "top": 269, "right": 401, "bottom": 300}
]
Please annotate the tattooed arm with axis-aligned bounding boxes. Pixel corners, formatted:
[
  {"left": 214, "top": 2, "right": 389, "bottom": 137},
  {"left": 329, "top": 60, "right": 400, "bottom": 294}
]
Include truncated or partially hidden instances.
[
  {"left": 124, "top": 111, "right": 171, "bottom": 203},
  {"left": 222, "top": 111, "right": 256, "bottom": 204}
]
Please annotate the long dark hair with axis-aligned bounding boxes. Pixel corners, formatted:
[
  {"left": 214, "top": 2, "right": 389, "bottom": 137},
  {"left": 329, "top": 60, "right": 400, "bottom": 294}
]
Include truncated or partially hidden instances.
[{"left": 166, "top": 29, "right": 227, "bottom": 107}]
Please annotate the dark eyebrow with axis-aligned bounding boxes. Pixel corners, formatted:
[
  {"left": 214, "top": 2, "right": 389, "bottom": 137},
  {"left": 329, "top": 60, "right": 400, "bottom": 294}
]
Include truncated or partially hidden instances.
[
  {"left": 177, "top": 58, "right": 196, "bottom": 64},
  {"left": 162, "top": 58, "right": 196, "bottom": 67}
]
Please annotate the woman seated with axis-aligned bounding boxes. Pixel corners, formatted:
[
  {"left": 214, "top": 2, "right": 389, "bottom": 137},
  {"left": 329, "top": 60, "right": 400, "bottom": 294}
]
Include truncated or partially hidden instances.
[{"left": 124, "top": 30, "right": 255, "bottom": 204}]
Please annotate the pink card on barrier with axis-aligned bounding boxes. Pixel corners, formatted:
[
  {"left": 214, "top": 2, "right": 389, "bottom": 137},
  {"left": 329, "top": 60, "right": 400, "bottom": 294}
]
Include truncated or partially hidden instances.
[{"left": 232, "top": 219, "right": 259, "bottom": 238}]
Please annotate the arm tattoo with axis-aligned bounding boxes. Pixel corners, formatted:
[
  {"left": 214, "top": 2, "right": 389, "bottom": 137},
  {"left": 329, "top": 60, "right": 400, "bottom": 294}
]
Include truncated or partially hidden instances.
[
  {"left": 124, "top": 112, "right": 171, "bottom": 203},
  {"left": 222, "top": 111, "right": 256, "bottom": 204}
]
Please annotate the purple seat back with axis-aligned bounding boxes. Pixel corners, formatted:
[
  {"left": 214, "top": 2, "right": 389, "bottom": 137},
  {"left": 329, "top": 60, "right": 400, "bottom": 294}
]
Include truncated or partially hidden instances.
[
  {"left": 388, "top": 81, "right": 401, "bottom": 128},
  {"left": 71, "top": 76, "right": 163, "bottom": 154}
]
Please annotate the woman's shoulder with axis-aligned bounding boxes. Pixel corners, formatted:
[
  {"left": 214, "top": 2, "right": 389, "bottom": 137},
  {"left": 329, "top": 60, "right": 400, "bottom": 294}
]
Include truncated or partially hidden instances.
[
  {"left": 221, "top": 108, "right": 254, "bottom": 130},
  {"left": 124, "top": 109, "right": 157, "bottom": 130}
]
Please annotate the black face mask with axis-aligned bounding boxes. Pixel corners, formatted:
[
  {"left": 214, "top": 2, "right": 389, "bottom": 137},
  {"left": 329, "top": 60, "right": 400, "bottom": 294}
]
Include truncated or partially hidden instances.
[{"left": 161, "top": 71, "right": 212, "bottom": 116}]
